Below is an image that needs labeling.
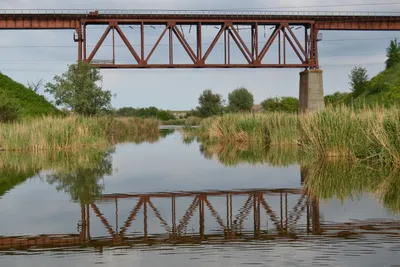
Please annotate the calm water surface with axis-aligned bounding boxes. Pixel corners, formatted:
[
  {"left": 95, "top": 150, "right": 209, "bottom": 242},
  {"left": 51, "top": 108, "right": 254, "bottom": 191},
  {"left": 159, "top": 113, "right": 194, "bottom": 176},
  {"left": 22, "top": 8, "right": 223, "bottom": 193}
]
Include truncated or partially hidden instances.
[{"left": 0, "top": 129, "right": 399, "bottom": 266}]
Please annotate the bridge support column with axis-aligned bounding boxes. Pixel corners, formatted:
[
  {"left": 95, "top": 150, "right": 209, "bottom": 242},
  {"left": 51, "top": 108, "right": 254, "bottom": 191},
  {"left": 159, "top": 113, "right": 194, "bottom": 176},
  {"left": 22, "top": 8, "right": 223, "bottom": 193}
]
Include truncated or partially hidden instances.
[{"left": 299, "top": 69, "right": 325, "bottom": 113}]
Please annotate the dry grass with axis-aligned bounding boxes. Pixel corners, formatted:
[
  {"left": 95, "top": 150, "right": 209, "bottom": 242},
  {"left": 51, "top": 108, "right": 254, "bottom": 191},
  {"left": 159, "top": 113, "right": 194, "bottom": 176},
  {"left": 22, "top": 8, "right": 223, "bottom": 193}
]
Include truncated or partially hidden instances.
[{"left": 0, "top": 116, "right": 160, "bottom": 151}]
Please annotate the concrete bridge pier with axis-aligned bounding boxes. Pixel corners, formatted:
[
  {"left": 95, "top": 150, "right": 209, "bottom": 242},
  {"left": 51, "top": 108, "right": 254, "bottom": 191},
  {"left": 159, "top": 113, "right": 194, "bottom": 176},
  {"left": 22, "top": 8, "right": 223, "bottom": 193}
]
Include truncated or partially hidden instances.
[{"left": 299, "top": 70, "right": 325, "bottom": 113}]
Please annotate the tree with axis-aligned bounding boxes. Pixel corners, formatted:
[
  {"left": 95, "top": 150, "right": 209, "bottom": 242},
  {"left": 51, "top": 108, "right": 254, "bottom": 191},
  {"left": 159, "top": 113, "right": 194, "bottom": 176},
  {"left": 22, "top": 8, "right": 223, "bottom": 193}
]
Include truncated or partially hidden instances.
[
  {"left": 324, "top": 91, "right": 351, "bottom": 106},
  {"left": 46, "top": 150, "right": 113, "bottom": 204},
  {"left": 386, "top": 39, "right": 400, "bottom": 69},
  {"left": 196, "top": 89, "right": 224, "bottom": 117},
  {"left": 280, "top": 97, "right": 299, "bottom": 113},
  {"left": 261, "top": 97, "right": 281, "bottom": 112},
  {"left": 45, "top": 62, "right": 112, "bottom": 116},
  {"left": 27, "top": 79, "right": 44, "bottom": 93},
  {"left": 349, "top": 66, "right": 369, "bottom": 97},
  {"left": 261, "top": 97, "right": 299, "bottom": 113},
  {"left": 228, "top": 87, "right": 254, "bottom": 112}
]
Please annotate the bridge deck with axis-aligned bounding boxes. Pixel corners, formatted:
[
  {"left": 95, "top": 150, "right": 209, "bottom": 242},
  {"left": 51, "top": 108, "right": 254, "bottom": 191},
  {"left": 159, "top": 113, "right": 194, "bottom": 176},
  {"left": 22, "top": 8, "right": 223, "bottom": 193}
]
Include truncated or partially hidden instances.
[{"left": 0, "top": 10, "right": 400, "bottom": 30}]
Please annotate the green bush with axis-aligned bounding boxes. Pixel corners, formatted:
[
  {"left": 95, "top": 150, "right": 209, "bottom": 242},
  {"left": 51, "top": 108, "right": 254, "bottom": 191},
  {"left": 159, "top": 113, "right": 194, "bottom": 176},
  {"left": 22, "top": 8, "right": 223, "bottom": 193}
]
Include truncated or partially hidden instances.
[{"left": 0, "top": 95, "right": 20, "bottom": 122}]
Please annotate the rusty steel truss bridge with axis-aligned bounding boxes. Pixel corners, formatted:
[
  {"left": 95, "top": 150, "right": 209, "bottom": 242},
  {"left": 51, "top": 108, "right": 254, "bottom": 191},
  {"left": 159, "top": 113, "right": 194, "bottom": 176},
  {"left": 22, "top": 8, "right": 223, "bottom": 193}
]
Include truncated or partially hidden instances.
[
  {"left": 1, "top": 9, "right": 400, "bottom": 69},
  {"left": 1, "top": 188, "right": 399, "bottom": 251}
]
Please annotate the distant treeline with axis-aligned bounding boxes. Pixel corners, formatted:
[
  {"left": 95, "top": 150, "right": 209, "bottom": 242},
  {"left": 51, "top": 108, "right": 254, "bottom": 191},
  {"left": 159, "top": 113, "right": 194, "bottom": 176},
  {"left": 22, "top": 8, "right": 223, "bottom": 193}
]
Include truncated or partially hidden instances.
[{"left": 116, "top": 106, "right": 175, "bottom": 121}]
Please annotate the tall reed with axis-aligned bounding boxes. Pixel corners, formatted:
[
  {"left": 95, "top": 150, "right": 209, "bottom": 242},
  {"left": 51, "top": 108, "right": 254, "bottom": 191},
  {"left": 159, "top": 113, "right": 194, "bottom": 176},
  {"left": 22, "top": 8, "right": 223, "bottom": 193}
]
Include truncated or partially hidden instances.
[
  {"left": 194, "top": 106, "right": 400, "bottom": 166},
  {"left": 200, "top": 113, "right": 299, "bottom": 145},
  {"left": 0, "top": 116, "right": 159, "bottom": 151}
]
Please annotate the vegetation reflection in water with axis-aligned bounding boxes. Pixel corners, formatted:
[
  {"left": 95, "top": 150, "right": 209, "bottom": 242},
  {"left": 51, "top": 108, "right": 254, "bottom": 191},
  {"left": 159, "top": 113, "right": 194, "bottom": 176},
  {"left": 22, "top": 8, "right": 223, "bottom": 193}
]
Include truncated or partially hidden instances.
[
  {"left": 0, "top": 130, "right": 399, "bottom": 254},
  {"left": 303, "top": 160, "right": 400, "bottom": 213},
  {"left": 0, "top": 129, "right": 175, "bottom": 201},
  {"left": 184, "top": 130, "right": 400, "bottom": 213}
]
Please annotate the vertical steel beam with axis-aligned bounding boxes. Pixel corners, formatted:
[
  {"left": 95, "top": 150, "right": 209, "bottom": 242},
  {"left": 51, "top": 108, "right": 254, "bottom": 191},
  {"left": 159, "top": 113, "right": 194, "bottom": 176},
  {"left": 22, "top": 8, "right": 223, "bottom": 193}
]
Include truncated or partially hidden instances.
[
  {"left": 228, "top": 30, "right": 231, "bottom": 65},
  {"left": 285, "top": 193, "right": 288, "bottom": 233},
  {"left": 257, "top": 194, "right": 261, "bottom": 235},
  {"left": 280, "top": 193, "right": 283, "bottom": 229},
  {"left": 144, "top": 199, "right": 148, "bottom": 240},
  {"left": 197, "top": 23, "right": 202, "bottom": 61},
  {"left": 86, "top": 204, "right": 91, "bottom": 241},
  {"left": 199, "top": 196, "right": 205, "bottom": 239},
  {"left": 141, "top": 22, "right": 145, "bottom": 61},
  {"left": 172, "top": 195, "right": 176, "bottom": 237},
  {"left": 75, "top": 26, "right": 83, "bottom": 62},
  {"left": 112, "top": 27, "right": 115, "bottom": 64},
  {"left": 283, "top": 28, "right": 286, "bottom": 65},
  {"left": 253, "top": 193, "right": 257, "bottom": 237},
  {"left": 224, "top": 29, "right": 227, "bottom": 65},
  {"left": 278, "top": 30, "right": 281, "bottom": 64},
  {"left": 169, "top": 26, "right": 173, "bottom": 65},
  {"left": 305, "top": 26, "right": 308, "bottom": 65},
  {"left": 80, "top": 202, "right": 86, "bottom": 243},
  {"left": 83, "top": 23, "right": 87, "bottom": 61},
  {"left": 314, "top": 27, "right": 320, "bottom": 69},
  {"left": 312, "top": 196, "right": 320, "bottom": 234},
  {"left": 115, "top": 198, "right": 119, "bottom": 234}
]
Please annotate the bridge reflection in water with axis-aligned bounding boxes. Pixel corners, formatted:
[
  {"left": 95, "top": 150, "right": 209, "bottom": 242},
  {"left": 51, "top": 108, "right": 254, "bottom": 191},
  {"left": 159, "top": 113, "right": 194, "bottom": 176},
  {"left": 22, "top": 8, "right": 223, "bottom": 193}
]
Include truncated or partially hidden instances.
[{"left": 1, "top": 188, "right": 399, "bottom": 251}]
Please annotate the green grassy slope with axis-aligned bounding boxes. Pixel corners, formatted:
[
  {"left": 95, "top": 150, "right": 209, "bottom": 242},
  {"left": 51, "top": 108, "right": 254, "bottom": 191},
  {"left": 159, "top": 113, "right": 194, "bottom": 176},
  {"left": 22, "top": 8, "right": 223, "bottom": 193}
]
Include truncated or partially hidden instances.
[
  {"left": 326, "top": 63, "right": 400, "bottom": 107},
  {"left": 0, "top": 73, "right": 60, "bottom": 117}
]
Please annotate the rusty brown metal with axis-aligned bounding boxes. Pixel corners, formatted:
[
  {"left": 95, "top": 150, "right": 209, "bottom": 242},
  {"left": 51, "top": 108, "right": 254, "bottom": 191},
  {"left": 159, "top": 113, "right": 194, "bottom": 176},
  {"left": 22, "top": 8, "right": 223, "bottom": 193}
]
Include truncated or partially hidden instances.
[
  {"left": 1, "top": 187, "right": 400, "bottom": 251},
  {"left": 3, "top": 11, "right": 400, "bottom": 69}
]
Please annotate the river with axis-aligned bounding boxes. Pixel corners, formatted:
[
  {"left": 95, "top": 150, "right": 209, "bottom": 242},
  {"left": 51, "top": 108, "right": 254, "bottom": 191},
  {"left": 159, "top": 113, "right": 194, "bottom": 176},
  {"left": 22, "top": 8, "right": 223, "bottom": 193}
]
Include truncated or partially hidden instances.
[{"left": 0, "top": 128, "right": 399, "bottom": 266}]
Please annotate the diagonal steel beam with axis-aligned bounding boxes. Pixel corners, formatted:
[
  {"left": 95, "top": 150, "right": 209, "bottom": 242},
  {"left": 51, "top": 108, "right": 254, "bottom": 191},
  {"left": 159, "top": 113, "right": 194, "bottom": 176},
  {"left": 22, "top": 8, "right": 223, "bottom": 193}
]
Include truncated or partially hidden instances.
[
  {"left": 228, "top": 28, "right": 252, "bottom": 64},
  {"left": 119, "top": 199, "right": 143, "bottom": 236},
  {"left": 145, "top": 25, "right": 169, "bottom": 62},
  {"left": 148, "top": 199, "right": 172, "bottom": 233},
  {"left": 91, "top": 204, "right": 115, "bottom": 236},
  {"left": 177, "top": 197, "right": 199, "bottom": 234},
  {"left": 258, "top": 25, "right": 282, "bottom": 61},
  {"left": 232, "top": 195, "right": 253, "bottom": 232},
  {"left": 283, "top": 28, "right": 305, "bottom": 63},
  {"left": 286, "top": 26, "right": 307, "bottom": 59},
  {"left": 202, "top": 25, "right": 226, "bottom": 63},
  {"left": 259, "top": 197, "right": 283, "bottom": 232},
  {"left": 172, "top": 26, "right": 197, "bottom": 63},
  {"left": 204, "top": 199, "right": 226, "bottom": 230},
  {"left": 114, "top": 24, "right": 142, "bottom": 64},
  {"left": 87, "top": 25, "right": 112, "bottom": 62},
  {"left": 288, "top": 193, "right": 307, "bottom": 223},
  {"left": 229, "top": 25, "right": 253, "bottom": 61}
]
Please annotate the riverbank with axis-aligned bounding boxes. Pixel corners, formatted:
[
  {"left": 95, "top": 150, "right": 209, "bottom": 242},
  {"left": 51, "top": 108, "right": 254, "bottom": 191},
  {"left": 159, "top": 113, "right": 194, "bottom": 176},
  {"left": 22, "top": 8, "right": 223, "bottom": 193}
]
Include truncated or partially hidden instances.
[
  {"left": 0, "top": 116, "right": 159, "bottom": 151},
  {"left": 193, "top": 106, "right": 400, "bottom": 166}
]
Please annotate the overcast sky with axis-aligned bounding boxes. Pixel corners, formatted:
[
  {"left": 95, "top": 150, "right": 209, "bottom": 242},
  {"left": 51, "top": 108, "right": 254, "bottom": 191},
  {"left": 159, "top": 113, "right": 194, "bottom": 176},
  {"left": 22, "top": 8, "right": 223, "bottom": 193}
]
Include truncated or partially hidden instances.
[{"left": 1, "top": 0, "right": 400, "bottom": 110}]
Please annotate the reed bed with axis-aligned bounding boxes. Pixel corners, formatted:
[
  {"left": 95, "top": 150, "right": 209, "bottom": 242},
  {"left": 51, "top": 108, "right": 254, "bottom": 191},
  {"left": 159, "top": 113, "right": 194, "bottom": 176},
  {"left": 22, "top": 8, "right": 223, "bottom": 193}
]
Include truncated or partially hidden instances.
[
  {"left": 0, "top": 116, "right": 159, "bottom": 151},
  {"left": 196, "top": 106, "right": 400, "bottom": 166},
  {"left": 200, "top": 113, "right": 299, "bottom": 145}
]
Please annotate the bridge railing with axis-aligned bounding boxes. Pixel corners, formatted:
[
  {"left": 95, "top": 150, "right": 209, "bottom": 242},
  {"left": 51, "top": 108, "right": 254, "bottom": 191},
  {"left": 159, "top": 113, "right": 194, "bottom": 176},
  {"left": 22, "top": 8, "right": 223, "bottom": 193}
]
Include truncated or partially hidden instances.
[{"left": 0, "top": 9, "right": 400, "bottom": 17}]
